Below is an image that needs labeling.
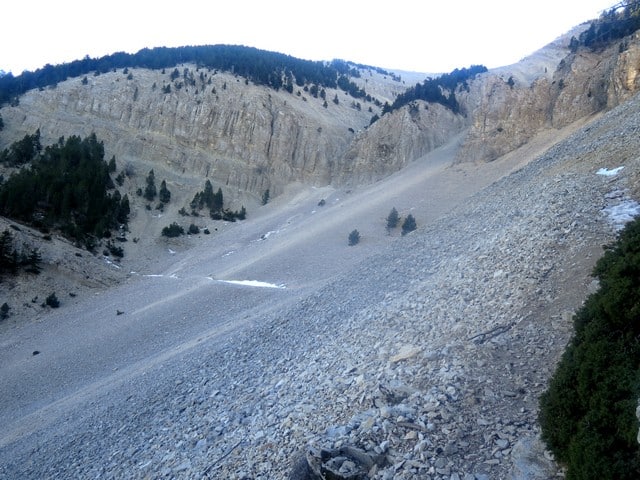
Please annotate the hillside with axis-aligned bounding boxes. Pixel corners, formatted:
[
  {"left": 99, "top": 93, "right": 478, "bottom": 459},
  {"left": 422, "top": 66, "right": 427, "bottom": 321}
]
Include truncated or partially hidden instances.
[
  {"left": 1, "top": 85, "right": 637, "bottom": 479},
  {"left": 2, "top": 10, "right": 640, "bottom": 480},
  {"left": 3, "top": 24, "right": 640, "bottom": 325}
]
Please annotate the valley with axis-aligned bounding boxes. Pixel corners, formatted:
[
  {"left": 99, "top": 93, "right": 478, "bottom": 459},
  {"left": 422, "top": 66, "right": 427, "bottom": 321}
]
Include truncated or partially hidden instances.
[{"left": 1, "top": 16, "right": 640, "bottom": 479}]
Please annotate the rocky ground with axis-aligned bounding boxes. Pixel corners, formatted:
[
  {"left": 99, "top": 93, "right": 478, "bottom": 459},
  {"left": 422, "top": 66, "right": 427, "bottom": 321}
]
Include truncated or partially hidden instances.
[{"left": 1, "top": 92, "right": 640, "bottom": 480}]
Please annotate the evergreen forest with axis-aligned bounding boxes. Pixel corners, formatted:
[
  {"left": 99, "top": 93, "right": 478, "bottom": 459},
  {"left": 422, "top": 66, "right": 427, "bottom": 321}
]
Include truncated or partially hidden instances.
[
  {"left": 0, "top": 132, "right": 129, "bottom": 249},
  {"left": 572, "top": 1, "right": 640, "bottom": 51},
  {"left": 381, "top": 65, "right": 488, "bottom": 117},
  {"left": 0, "top": 45, "right": 376, "bottom": 106}
]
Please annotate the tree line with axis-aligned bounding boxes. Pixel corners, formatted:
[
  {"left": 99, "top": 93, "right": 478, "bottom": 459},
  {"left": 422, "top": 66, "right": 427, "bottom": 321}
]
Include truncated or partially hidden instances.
[
  {"left": 381, "top": 65, "right": 488, "bottom": 118},
  {"left": 571, "top": 1, "right": 640, "bottom": 51},
  {"left": 0, "top": 228, "right": 42, "bottom": 280},
  {"left": 189, "top": 179, "right": 246, "bottom": 222},
  {"left": 0, "top": 45, "right": 376, "bottom": 106}
]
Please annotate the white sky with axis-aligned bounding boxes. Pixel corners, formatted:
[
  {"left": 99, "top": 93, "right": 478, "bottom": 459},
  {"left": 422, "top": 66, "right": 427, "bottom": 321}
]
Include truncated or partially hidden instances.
[{"left": 1, "top": 1, "right": 618, "bottom": 75}]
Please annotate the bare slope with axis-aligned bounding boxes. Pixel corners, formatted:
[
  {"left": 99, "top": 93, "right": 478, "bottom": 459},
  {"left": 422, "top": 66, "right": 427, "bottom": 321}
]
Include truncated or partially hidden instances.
[{"left": 2, "top": 90, "right": 636, "bottom": 479}]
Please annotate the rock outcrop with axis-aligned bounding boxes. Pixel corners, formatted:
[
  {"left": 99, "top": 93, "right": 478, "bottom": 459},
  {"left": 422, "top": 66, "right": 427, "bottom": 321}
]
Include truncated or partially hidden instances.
[
  {"left": 0, "top": 69, "right": 374, "bottom": 196},
  {"left": 458, "top": 30, "right": 640, "bottom": 163},
  {"left": 4, "top": 27, "right": 640, "bottom": 200}
]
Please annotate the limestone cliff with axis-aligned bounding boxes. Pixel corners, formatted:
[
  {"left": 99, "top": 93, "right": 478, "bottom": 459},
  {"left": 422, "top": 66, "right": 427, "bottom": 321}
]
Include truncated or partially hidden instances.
[
  {"left": 3, "top": 28, "right": 640, "bottom": 196},
  {"left": 336, "top": 102, "right": 466, "bottom": 185},
  {"left": 0, "top": 67, "right": 391, "bottom": 197},
  {"left": 457, "top": 30, "right": 640, "bottom": 163}
]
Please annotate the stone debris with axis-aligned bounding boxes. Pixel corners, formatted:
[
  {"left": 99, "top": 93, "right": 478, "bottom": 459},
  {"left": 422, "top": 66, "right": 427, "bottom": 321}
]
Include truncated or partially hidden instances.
[{"left": 3, "top": 83, "right": 640, "bottom": 480}]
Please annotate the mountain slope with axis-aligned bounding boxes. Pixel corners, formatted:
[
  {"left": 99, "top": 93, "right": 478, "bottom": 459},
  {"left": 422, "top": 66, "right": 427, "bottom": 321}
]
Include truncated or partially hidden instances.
[
  {"left": 2, "top": 16, "right": 640, "bottom": 479},
  {"left": 1, "top": 87, "right": 639, "bottom": 477}
]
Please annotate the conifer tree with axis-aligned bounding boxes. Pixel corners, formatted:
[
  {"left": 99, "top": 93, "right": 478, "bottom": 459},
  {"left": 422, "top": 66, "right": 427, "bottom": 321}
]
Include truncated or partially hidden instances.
[
  {"left": 386, "top": 207, "right": 399, "bottom": 231},
  {"left": 348, "top": 229, "right": 360, "bottom": 246},
  {"left": 159, "top": 180, "right": 171, "bottom": 203},
  {"left": 401, "top": 214, "right": 417, "bottom": 235},
  {"left": 144, "top": 170, "right": 157, "bottom": 201}
]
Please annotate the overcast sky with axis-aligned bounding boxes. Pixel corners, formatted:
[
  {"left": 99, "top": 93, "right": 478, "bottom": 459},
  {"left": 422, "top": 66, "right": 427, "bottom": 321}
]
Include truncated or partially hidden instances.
[{"left": 1, "top": 1, "right": 618, "bottom": 75}]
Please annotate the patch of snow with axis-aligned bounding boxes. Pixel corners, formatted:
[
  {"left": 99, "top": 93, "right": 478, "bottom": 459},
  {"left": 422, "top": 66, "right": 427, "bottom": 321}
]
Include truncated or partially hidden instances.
[
  {"left": 603, "top": 199, "right": 640, "bottom": 230},
  {"left": 222, "top": 250, "right": 235, "bottom": 257},
  {"left": 168, "top": 249, "right": 176, "bottom": 254},
  {"left": 259, "top": 230, "right": 277, "bottom": 241},
  {"left": 217, "top": 279, "right": 286, "bottom": 289},
  {"left": 103, "top": 257, "right": 122, "bottom": 269},
  {"left": 596, "top": 166, "right": 624, "bottom": 176}
]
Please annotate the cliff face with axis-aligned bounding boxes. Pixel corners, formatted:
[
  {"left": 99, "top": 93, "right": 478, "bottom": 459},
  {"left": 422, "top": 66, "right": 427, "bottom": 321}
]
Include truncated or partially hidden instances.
[
  {"left": 0, "top": 68, "right": 381, "bottom": 196},
  {"left": 3, "top": 30, "right": 640, "bottom": 196},
  {"left": 335, "top": 101, "right": 467, "bottom": 186},
  {"left": 457, "top": 31, "right": 640, "bottom": 163}
]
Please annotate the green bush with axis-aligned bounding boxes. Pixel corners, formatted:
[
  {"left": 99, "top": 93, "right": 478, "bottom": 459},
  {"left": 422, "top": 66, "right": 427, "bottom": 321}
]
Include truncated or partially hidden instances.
[
  {"left": 161, "top": 222, "right": 184, "bottom": 238},
  {"left": 539, "top": 217, "right": 640, "bottom": 479},
  {"left": 45, "top": 292, "right": 59, "bottom": 308},
  {"left": 348, "top": 229, "right": 360, "bottom": 246}
]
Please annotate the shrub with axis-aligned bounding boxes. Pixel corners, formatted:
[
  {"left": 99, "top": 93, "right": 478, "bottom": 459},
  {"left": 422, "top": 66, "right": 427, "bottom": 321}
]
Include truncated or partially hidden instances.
[
  {"left": 348, "top": 229, "right": 360, "bottom": 246},
  {"left": 106, "top": 241, "right": 124, "bottom": 258},
  {"left": 161, "top": 222, "right": 184, "bottom": 238},
  {"left": 539, "top": 217, "right": 640, "bottom": 479},
  {"left": 188, "top": 224, "right": 200, "bottom": 234},
  {"left": 45, "top": 292, "right": 60, "bottom": 308},
  {"left": 0, "top": 302, "right": 9, "bottom": 319}
]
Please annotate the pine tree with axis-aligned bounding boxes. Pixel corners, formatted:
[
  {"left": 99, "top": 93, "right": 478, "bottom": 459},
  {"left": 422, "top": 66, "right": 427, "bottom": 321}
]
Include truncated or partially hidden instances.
[
  {"left": 386, "top": 207, "right": 399, "bottom": 231},
  {"left": 24, "top": 248, "right": 42, "bottom": 274},
  {"left": 144, "top": 170, "right": 157, "bottom": 201},
  {"left": 159, "top": 180, "right": 171, "bottom": 203},
  {"left": 401, "top": 214, "right": 417, "bottom": 235},
  {"left": 202, "top": 180, "right": 214, "bottom": 209},
  {"left": 212, "top": 187, "right": 224, "bottom": 213},
  {"left": 117, "top": 195, "right": 130, "bottom": 224},
  {"left": 0, "top": 229, "right": 13, "bottom": 273}
]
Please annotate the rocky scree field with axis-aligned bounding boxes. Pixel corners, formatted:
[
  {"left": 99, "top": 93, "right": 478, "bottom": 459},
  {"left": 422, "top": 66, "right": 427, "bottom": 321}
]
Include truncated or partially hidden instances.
[{"left": 1, "top": 81, "right": 640, "bottom": 479}]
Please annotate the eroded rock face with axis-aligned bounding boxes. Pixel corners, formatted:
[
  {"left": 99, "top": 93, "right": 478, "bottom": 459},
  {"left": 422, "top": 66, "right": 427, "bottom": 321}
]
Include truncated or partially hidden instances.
[
  {"left": 0, "top": 68, "right": 372, "bottom": 196},
  {"left": 336, "top": 102, "right": 467, "bottom": 186},
  {"left": 458, "top": 31, "right": 640, "bottom": 163},
  {"left": 3, "top": 30, "right": 640, "bottom": 195}
]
